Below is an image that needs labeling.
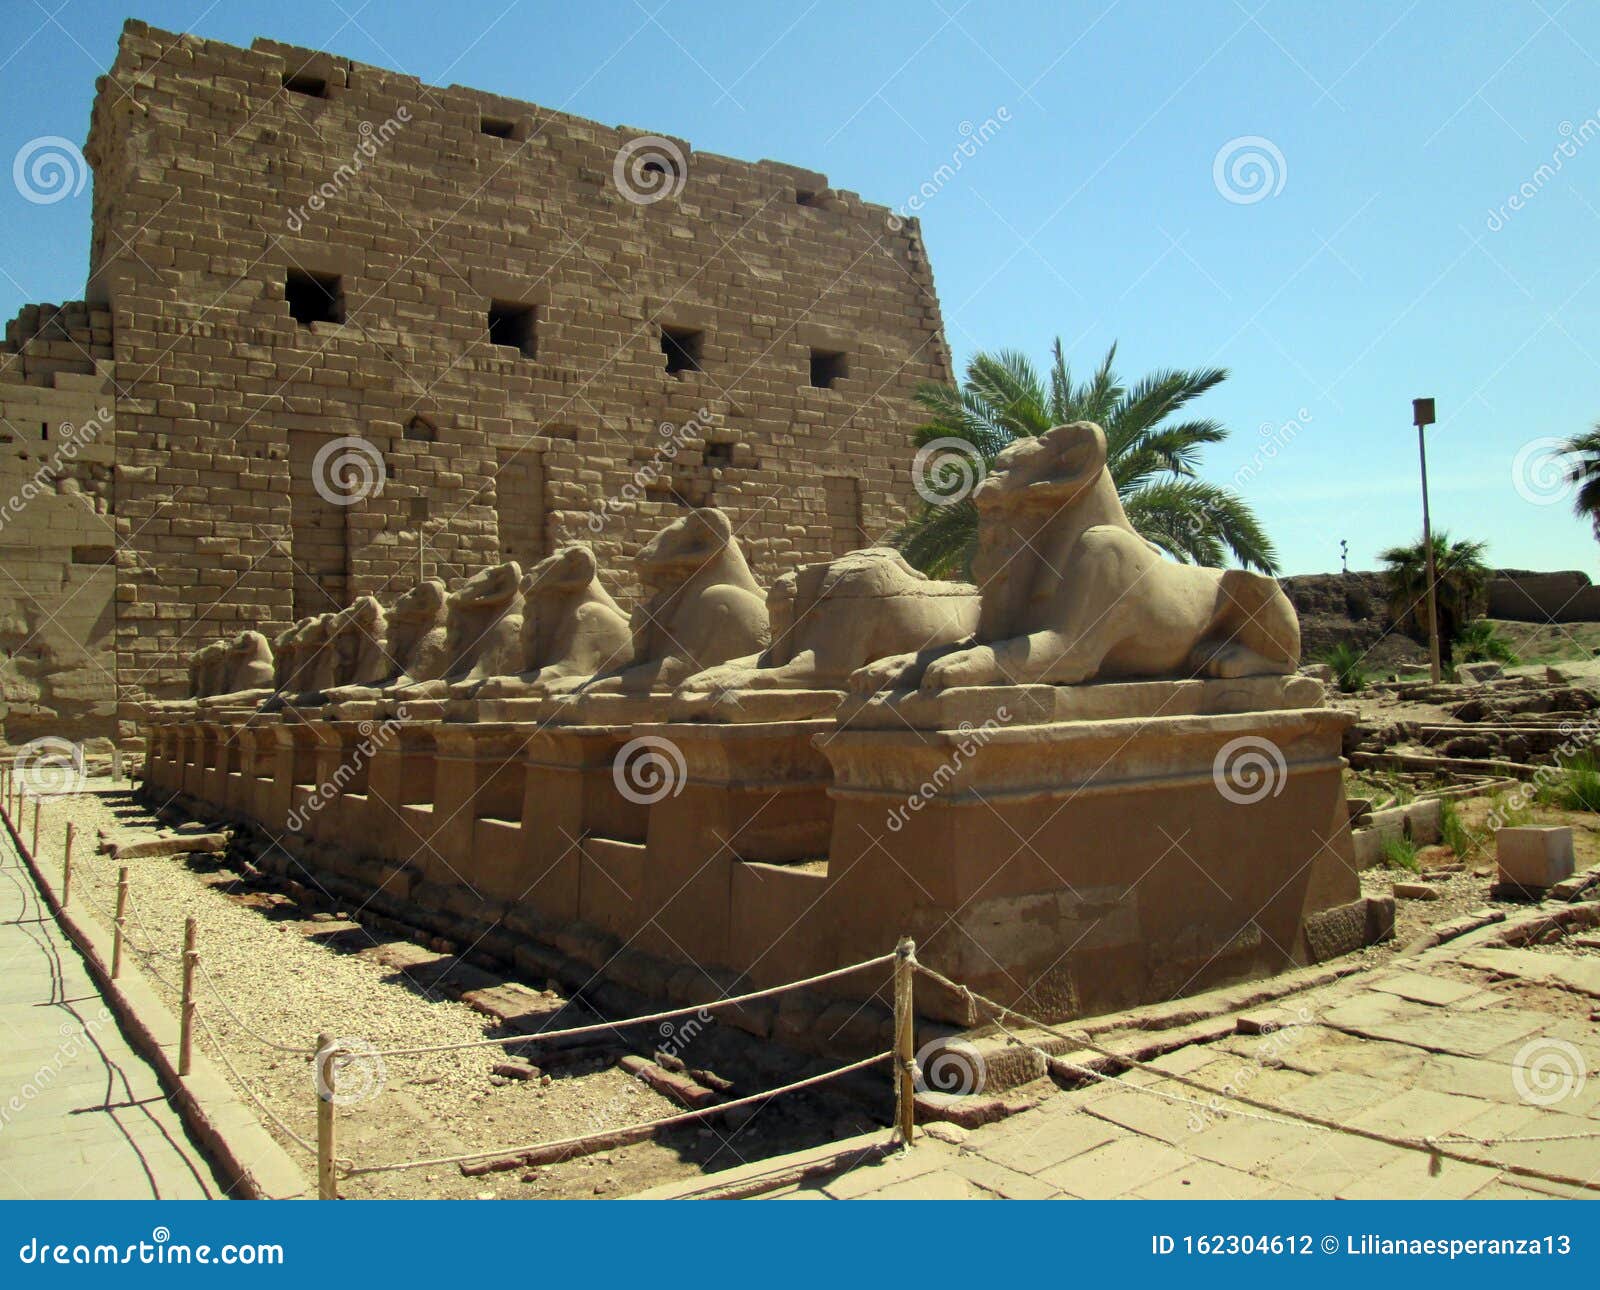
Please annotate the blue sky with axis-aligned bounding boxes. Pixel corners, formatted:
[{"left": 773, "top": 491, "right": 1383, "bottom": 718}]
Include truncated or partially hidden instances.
[{"left": 4, "top": 0, "right": 1598, "bottom": 576}]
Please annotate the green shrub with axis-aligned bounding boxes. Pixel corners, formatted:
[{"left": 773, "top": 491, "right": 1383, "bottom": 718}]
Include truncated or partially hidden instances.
[
  {"left": 1379, "top": 835, "right": 1420, "bottom": 872},
  {"left": 1536, "top": 752, "right": 1600, "bottom": 812},
  {"left": 1485, "top": 791, "right": 1531, "bottom": 830},
  {"left": 1437, "top": 795, "right": 1479, "bottom": 857},
  {"left": 1454, "top": 620, "right": 1520, "bottom": 665},
  {"left": 1323, "top": 641, "right": 1369, "bottom": 693}
]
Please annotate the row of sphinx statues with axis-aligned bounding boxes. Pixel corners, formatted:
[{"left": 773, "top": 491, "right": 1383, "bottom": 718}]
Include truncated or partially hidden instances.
[{"left": 179, "top": 423, "right": 1303, "bottom": 708}]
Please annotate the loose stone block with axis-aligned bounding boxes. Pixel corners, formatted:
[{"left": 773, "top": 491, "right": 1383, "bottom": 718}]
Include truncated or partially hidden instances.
[{"left": 1496, "top": 826, "right": 1576, "bottom": 890}]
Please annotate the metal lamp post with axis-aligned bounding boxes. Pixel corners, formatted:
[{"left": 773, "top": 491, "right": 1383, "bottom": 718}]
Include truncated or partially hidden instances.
[{"left": 1413, "top": 397, "right": 1441, "bottom": 684}]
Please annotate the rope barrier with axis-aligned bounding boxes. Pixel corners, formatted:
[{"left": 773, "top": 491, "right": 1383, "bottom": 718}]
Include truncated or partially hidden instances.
[
  {"left": 368, "top": 952, "right": 898, "bottom": 1058},
  {"left": 193, "top": 956, "right": 314, "bottom": 1055},
  {"left": 123, "top": 887, "right": 182, "bottom": 962},
  {"left": 193, "top": 1007, "right": 334, "bottom": 1162},
  {"left": 911, "top": 961, "right": 1600, "bottom": 1195},
  {"left": 343, "top": 1049, "right": 892, "bottom": 1177},
  {"left": 72, "top": 875, "right": 165, "bottom": 961}
]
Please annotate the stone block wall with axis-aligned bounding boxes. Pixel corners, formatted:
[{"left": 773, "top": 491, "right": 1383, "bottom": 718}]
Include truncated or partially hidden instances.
[
  {"left": 80, "top": 19, "right": 950, "bottom": 737},
  {"left": 0, "top": 308, "right": 118, "bottom": 744},
  {"left": 1489, "top": 569, "right": 1600, "bottom": 623}
]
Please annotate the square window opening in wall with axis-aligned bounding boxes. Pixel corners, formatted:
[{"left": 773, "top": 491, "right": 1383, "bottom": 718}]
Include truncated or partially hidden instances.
[
  {"left": 809, "top": 348, "right": 848, "bottom": 389},
  {"left": 488, "top": 301, "right": 537, "bottom": 358},
  {"left": 480, "top": 114, "right": 517, "bottom": 139},
  {"left": 661, "top": 326, "right": 703, "bottom": 376},
  {"left": 282, "top": 70, "right": 328, "bottom": 98},
  {"left": 285, "top": 269, "right": 344, "bottom": 326},
  {"left": 796, "top": 188, "right": 821, "bottom": 207},
  {"left": 703, "top": 441, "right": 734, "bottom": 467}
]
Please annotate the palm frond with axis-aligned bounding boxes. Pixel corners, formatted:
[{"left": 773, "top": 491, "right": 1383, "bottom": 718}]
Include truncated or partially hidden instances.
[{"left": 895, "top": 339, "right": 1278, "bottom": 580}]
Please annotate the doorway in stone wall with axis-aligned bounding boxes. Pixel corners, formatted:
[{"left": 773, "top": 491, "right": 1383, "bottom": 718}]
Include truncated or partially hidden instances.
[{"left": 288, "top": 430, "right": 352, "bottom": 618}]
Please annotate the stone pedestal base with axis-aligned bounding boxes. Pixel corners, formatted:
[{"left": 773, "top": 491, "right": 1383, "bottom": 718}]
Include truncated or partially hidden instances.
[
  {"left": 429, "top": 723, "right": 536, "bottom": 892},
  {"left": 631, "top": 717, "right": 836, "bottom": 966},
  {"left": 815, "top": 681, "right": 1362, "bottom": 1023},
  {"left": 520, "top": 724, "right": 644, "bottom": 930},
  {"left": 363, "top": 722, "right": 438, "bottom": 867}
]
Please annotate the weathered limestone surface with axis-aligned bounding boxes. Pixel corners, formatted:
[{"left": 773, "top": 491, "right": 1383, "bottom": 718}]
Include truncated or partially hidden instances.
[
  {"left": 0, "top": 309, "right": 116, "bottom": 746},
  {"left": 474, "top": 544, "right": 632, "bottom": 698},
  {"left": 852, "top": 422, "right": 1300, "bottom": 694},
  {"left": 556, "top": 508, "right": 770, "bottom": 698},
  {"left": 679, "top": 546, "right": 977, "bottom": 703},
  {"left": 149, "top": 422, "right": 1371, "bottom": 1033},
  {"left": 0, "top": 18, "right": 944, "bottom": 744}
]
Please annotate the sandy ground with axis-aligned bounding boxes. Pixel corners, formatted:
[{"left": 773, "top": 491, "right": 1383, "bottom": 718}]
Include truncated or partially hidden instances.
[
  {"left": 31, "top": 784, "right": 878, "bottom": 1199},
  {"left": 25, "top": 750, "right": 1598, "bottom": 1199}
]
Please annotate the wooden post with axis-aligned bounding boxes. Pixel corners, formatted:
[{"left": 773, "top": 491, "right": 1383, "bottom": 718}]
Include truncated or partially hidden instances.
[
  {"left": 62, "top": 822, "right": 75, "bottom": 906},
  {"left": 179, "top": 917, "right": 197, "bottom": 1076},
  {"left": 893, "top": 936, "right": 917, "bottom": 1145},
  {"left": 112, "top": 866, "right": 129, "bottom": 980},
  {"left": 30, "top": 795, "right": 41, "bottom": 854},
  {"left": 316, "top": 1032, "right": 338, "bottom": 1199}
]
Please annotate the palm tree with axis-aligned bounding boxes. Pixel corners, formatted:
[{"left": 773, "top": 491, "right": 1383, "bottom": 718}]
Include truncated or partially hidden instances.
[
  {"left": 1378, "top": 532, "right": 1490, "bottom": 666},
  {"left": 896, "top": 342, "right": 1279, "bottom": 578},
  {"left": 1559, "top": 425, "right": 1600, "bottom": 540}
]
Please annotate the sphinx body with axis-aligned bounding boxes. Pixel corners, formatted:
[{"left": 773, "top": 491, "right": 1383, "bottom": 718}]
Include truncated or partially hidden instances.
[
  {"left": 851, "top": 421, "right": 1300, "bottom": 694},
  {"left": 473, "top": 544, "right": 632, "bottom": 698},
  {"left": 557, "top": 508, "right": 769, "bottom": 696},
  {"left": 682, "top": 547, "right": 978, "bottom": 694},
  {"left": 270, "top": 623, "right": 301, "bottom": 692},
  {"left": 320, "top": 579, "right": 450, "bottom": 703},
  {"left": 332, "top": 595, "right": 390, "bottom": 687},
  {"left": 391, "top": 562, "right": 524, "bottom": 700},
  {"left": 198, "top": 630, "right": 276, "bottom": 706},
  {"left": 195, "top": 640, "right": 230, "bottom": 698}
]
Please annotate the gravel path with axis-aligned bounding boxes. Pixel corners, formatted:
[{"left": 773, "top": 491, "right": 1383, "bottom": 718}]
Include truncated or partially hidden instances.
[{"left": 28, "top": 781, "right": 715, "bottom": 1199}]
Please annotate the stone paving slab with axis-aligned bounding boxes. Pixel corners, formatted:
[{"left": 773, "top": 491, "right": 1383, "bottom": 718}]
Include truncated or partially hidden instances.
[
  {"left": 753, "top": 915, "right": 1600, "bottom": 1200},
  {"left": 1368, "top": 970, "right": 1491, "bottom": 1007},
  {"left": 1461, "top": 947, "right": 1600, "bottom": 997},
  {"left": 0, "top": 844, "right": 221, "bottom": 1199}
]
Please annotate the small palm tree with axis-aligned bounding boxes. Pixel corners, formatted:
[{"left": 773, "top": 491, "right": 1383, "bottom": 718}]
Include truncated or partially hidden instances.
[
  {"left": 896, "top": 342, "right": 1279, "bottom": 578},
  {"left": 1378, "top": 532, "right": 1489, "bottom": 666},
  {"left": 1559, "top": 425, "right": 1600, "bottom": 540}
]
